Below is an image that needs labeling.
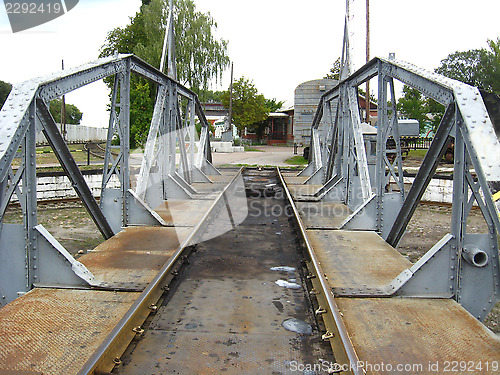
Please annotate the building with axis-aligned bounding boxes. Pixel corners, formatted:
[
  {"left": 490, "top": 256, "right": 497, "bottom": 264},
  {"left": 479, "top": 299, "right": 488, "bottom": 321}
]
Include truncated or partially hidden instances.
[
  {"left": 294, "top": 79, "right": 338, "bottom": 146},
  {"left": 201, "top": 102, "right": 228, "bottom": 126}
]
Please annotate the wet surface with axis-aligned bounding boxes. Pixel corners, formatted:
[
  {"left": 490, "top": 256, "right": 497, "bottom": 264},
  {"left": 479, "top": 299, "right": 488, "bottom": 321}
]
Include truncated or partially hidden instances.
[{"left": 116, "top": 169, "right": 334, "bottom": 374}]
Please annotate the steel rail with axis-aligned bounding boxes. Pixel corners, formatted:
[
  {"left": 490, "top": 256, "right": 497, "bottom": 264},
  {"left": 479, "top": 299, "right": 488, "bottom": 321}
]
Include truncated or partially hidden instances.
[
  {"left": 277, "top": 168, "right": 362, "bottom": 375},
  {"left": 78, "top": 167, "right": 244, "bottom": 374}
]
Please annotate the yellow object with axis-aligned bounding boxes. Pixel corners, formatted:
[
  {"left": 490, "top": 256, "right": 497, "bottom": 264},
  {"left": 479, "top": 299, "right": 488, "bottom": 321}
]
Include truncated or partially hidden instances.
[{"left": 493, "top": 190, "right": 500, "bottom": 202}]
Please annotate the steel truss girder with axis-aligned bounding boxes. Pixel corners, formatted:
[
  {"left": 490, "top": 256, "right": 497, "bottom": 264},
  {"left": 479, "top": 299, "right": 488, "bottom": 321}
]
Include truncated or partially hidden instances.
[
  {"left": 304, "top": 56, "right": 500, "bottom": 320},
  {"left": 0, "top": 54, "right": 216, "bottom": 304}
]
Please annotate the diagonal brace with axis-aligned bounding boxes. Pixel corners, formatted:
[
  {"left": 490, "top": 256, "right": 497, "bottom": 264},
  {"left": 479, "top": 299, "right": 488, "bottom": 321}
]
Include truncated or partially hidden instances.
[{"left": 36, "top": 99, "right": 114, "bottom": 239}]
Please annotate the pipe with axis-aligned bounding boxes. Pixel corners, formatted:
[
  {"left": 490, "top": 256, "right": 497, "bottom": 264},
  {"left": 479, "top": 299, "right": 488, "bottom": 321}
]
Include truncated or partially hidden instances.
[{"left": 462, "top": 245, "right": 489, "bottom": 267}]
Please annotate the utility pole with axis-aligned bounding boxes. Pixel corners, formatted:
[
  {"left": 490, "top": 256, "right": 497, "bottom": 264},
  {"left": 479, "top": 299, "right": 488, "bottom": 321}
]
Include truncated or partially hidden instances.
[
  {"left": 365, "top": 0, "right": 370, "bottom": 124},
  {"left": 228, "top": 62, "right": 233, "bottom": 132},
  {"left": 61, "top": 60, "right": 67, "bottom": 141}
]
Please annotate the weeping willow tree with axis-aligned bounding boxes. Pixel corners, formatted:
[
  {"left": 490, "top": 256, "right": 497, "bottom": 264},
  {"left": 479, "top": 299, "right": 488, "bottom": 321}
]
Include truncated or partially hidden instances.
[{"left": 100, "top": 0, "right": 230, "bottom": 146}]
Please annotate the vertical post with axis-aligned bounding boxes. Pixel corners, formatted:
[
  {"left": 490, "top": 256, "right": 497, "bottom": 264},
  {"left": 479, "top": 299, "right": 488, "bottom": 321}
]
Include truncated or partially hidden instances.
[
  {"left": 120, "top": 66, "right": 131, "bottom": 227},
  {"left": 25, "top": 102, "right": 38, "bottom": 288},
  {"left": 376, "top": 71, "right": 388, "bottom": 233},
  {"left": 61, "top": 60, "right": 67, "bottom": 141},
  {"left": 365, "top": 0, "right": 370, "bottom": 123},
  {"left": 450, "top": 113, "right": 465, "bottom": 296}
]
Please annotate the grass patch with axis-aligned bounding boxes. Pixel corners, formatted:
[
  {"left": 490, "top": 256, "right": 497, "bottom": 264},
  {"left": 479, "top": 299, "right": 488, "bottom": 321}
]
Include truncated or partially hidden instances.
[
  {"left": 244, "top": 146, "right": 264, "bottom": 152},
  {"left": 406, "top": 149, "right": 427, "bottom": 159},
  {"left": 284, "top": 156, "right": 308, "bottom": 165}
]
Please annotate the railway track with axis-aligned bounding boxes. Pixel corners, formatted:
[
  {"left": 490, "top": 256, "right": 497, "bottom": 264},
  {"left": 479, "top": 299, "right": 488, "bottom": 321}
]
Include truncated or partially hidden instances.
[
  {"left": 1, "top": 168, "right": 498, "bottom": 374},
  {"left": 79, "top": 168, "right": 338, "bottom": 374}
]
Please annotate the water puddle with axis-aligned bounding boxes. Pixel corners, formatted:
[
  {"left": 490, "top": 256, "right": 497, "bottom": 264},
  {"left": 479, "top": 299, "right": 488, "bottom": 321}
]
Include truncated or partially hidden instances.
[
  {"left": 270, "top": 266, "right": 296, "bottom": 273},
  {"left": 275, "top": 280, "right": 301, "bottom": 289},
  {"left": 272, "top": 300, "right": 284, "bottom": 313},
  {"left": 281, "top": 318, "right": 312, "bottom": 335}
]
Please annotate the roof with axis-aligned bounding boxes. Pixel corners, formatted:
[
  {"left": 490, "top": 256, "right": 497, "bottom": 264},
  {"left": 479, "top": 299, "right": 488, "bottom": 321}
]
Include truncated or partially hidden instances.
[{"left": 268, "top": 112, "right": 289, "bottom": 118}]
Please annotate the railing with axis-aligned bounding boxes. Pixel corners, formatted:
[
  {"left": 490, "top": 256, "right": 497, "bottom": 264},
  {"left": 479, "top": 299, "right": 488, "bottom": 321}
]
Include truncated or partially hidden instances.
[{"left": 401, "top": 136, "right": 433, "bottom": 150}]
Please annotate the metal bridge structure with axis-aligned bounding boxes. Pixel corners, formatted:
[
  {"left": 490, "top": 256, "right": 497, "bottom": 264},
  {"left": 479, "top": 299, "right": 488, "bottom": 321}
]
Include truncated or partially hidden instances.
[
  {"left": 295, "top": 56, "right": 500, "bottom": 321},
  {"left": 0, "top": 53, "right": 222, "bottom": 303},
  {"left": 0, "top": 3, "right": 500, "bottom": 374}
]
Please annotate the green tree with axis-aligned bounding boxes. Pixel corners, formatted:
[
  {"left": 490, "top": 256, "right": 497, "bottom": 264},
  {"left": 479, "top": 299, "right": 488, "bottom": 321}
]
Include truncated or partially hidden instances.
[
  {"left": 397, "top": 86, "right": 428, "bottom": 132},
  {"left": 436, "top": 49, "right": 491, "bottom": 89},
  {"left": 0, "top": 80, "right": 12, "bottom": 110},
  {"left": 325, "top": 58, "right": 341, "bottom": 80},
  {"left": 100, "top": 0, "right": 229, "bottom": 146},
  {"left": 397, "top": 85, "right": 444, "bottom": 133},
  {"left": 265, "top": 98, "right": 285, "bottom": 112},
  {"left": 130, "top": 81, "right": 154, "bottom": 148},
  {"left": 100, "top": 0, "right": 229, "bottom": 94},
  {"left": 198, "top": 89, "right": 225, "bottom": 103},
  {"left": 436, "top": 40, "right": 500, "bottom": 95},
  {"left": 49, "top": 99, "right": 83, "bottom": 125},
  {"left": 221, "top": 77, "right": 269, "bottom": 134}
]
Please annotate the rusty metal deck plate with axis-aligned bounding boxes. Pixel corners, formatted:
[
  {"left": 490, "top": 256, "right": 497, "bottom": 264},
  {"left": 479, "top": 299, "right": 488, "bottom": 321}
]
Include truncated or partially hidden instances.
[
  {"left": 337, "top": 297, "right": 500, "bottom": 374},
  {"left": 307, "top": 230, "right": 412, "bottom": 293},
  {"left": 282, "top": 175, "right": 310, "bottom": 185},
  {"left": 191, "top": 182, "right": 227, "bottom": 193},
  {"left": 80, "top": 226, "right": 183, "bottom": 289},
  {"left": 287, "top": 184, "right": 324, "bottom": 198},
  {"left": 206, "top": 173, "right": 237, "bottom": 183},
  {"left": 0, "top": 288, "right": 140, "bottom": 375},
  {"left": 154, "top": 199, "right": 215, "bottom": 227},
  {"left": 296, "top": 201, "right": 351, "bottom": 229}
]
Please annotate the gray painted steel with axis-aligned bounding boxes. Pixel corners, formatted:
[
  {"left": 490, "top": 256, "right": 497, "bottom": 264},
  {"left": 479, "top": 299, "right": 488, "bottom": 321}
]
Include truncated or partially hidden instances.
[
  {"left": 304, "top": 57, "right": 500, "bottom": 321},
  {"left": 0, "top": 54, "right": 215, "bottom": 305}
]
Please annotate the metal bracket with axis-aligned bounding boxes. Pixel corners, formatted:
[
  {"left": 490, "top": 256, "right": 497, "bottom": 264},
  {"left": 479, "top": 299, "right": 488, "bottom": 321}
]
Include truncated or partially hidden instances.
[{"left": 36, "top": 225, "right": 99, "bottom": 287}]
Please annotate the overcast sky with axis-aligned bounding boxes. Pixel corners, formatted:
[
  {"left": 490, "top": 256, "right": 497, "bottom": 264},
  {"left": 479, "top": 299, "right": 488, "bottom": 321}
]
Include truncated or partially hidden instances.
[{"left": 1, "top": 0, "right": 499, "bottom": 127}]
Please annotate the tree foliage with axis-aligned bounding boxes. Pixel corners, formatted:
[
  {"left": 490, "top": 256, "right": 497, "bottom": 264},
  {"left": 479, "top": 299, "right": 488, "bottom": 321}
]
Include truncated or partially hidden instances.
[
  {"left": 221, "top": 77, "right": 269, "bottom": 133},
  {"left": 265, "top": 98, "right": 285, "bottom": 112},
  {"left": 198, "top": 89, "right": 225, "bottom": 103},
  {"left": 100, "top": 0, "right": 229, "bottom": 94},
  {"left": 435, "top": 49, "right": 491, "bottom": 88},
  {"left": 325, "top": 58, "right": 341, "bottom": 80},
  {"left": 49, "top": 99, "right": 83, "bottom": 125},
  {"left": 397, "top": 85, "right": 444, "bottom": 133},
  {"left": 436, "top": 38, "right": 500, "bottom": 95},
  {"left": 0, "top": 80, "right": 12, "bottom": 110},
  {"left": 100, "top": 0, "right": 229, "bottom": 147},
  {"left": 130, "top": 81, "right": 154, "bottom": 147}
]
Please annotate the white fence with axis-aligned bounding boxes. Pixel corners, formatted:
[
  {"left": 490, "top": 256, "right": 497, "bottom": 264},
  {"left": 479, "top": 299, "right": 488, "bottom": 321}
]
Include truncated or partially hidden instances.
[
  {"left": 10, "top": 173, "right": 120, "bottom": 203},
  {"left": 36, "top": 123, "right": 107, "bottom": 145}
]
